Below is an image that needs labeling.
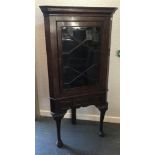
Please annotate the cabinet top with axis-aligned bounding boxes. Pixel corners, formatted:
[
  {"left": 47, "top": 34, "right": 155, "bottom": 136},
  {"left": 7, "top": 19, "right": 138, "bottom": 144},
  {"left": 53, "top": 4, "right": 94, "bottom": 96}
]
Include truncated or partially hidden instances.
[{"left": 39, "top": 6, "right": 117, "bottom": 16}]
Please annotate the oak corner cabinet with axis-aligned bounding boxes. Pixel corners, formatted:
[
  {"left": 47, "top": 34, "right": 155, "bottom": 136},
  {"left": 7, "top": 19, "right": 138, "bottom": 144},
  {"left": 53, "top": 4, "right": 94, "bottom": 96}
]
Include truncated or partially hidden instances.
[{"left": 40, "top": 6, "right": 117, "bottom": 148}]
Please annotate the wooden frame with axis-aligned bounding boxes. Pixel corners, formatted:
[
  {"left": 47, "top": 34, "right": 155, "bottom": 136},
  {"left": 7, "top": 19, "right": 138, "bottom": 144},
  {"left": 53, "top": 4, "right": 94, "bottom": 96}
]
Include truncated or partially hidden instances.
[
  {"left": 40, "top": 6, "right": 117, "bottom": 148},
  {"left": 57, "top": 21, "right": 106, "bottom": 96}
]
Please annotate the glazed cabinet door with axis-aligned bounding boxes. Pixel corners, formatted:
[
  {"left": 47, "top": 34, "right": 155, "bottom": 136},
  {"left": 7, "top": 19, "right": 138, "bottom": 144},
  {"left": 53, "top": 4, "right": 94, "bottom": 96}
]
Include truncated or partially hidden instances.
[{"left": 56, "top": 20, "right": 110, "bottom": 97}]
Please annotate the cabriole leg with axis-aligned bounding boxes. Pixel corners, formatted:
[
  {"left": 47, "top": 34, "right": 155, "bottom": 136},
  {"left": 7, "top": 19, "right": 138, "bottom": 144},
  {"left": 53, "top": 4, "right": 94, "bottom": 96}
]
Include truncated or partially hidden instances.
[
  {"left": 53, "top": 113, "right": 65, "bottom": 148},
  {"left": 71, "top": 108, "right": 76, "bottom": 124},
  {"left": 97, "top": 102, "right": 108, "bottom": 137},
  {"left": 99, "top": 109, "right": 106, "bottom": 137}
]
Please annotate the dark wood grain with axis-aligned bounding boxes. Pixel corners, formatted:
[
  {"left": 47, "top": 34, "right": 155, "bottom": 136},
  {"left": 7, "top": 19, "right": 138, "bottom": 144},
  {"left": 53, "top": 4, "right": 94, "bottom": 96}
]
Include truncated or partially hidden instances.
[
  {"left": 40, "top": 6, "right": 117, "bottom": 148},
  {"left": 40, "top": 6, "right": 117, "bottom": 16}
]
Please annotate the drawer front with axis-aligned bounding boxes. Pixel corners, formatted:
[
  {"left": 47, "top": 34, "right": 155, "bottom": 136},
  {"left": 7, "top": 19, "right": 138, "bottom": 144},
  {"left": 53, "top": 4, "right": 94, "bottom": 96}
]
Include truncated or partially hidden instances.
[
  {"left": 57, "top": 94, "right": 106, "bottom": 110},
  {"left": 51, "top": 94, "right": 106, "bottom": 112},
  {"left": 73, "top": 95, "right": 105, "bottom": 108}
]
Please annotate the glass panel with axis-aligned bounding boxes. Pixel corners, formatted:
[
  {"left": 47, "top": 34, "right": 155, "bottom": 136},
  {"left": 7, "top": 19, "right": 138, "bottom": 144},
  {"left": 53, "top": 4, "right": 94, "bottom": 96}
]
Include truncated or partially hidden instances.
[{"left": 61, "top": 26, "right": 100, "bottom": 89}]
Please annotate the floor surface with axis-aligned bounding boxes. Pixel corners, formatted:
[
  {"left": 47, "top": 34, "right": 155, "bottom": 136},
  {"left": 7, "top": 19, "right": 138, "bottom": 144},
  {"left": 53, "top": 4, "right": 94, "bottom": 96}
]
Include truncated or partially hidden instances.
[{"left": 35, "top": 117, "right": 120, "bottom": 155}]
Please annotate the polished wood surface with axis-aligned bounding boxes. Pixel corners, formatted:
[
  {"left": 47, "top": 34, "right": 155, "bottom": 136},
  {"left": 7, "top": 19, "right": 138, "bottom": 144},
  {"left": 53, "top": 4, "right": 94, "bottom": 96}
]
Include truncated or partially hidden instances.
[
  {"left": 40, "top": 6, "right": 117, "bottom": 16},
  {"left": 40, "top": 6, "right": 117, "bottom": 148}
]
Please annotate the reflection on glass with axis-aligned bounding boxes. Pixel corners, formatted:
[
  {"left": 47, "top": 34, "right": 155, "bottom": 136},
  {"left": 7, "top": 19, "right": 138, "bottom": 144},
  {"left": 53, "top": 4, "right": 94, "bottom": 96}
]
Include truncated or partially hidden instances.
[{"left": 61, "top": 26, "right": 100, "bottom": 89}]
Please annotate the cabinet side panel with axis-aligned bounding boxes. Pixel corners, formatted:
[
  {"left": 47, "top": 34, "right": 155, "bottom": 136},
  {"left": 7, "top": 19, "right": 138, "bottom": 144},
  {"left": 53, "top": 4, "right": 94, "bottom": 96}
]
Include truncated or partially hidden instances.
[
  {"left": 106, "top": 18, "right": 113, "bottom": 93},
  {"left": 101, "top": 17, "right": 112, "bottom": 99},
  {"left": 43, "top": 16, "right": 54, "bottom": 97},
  {"left": 49, "top": 16, "right": 61, "bottom": 97}
]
